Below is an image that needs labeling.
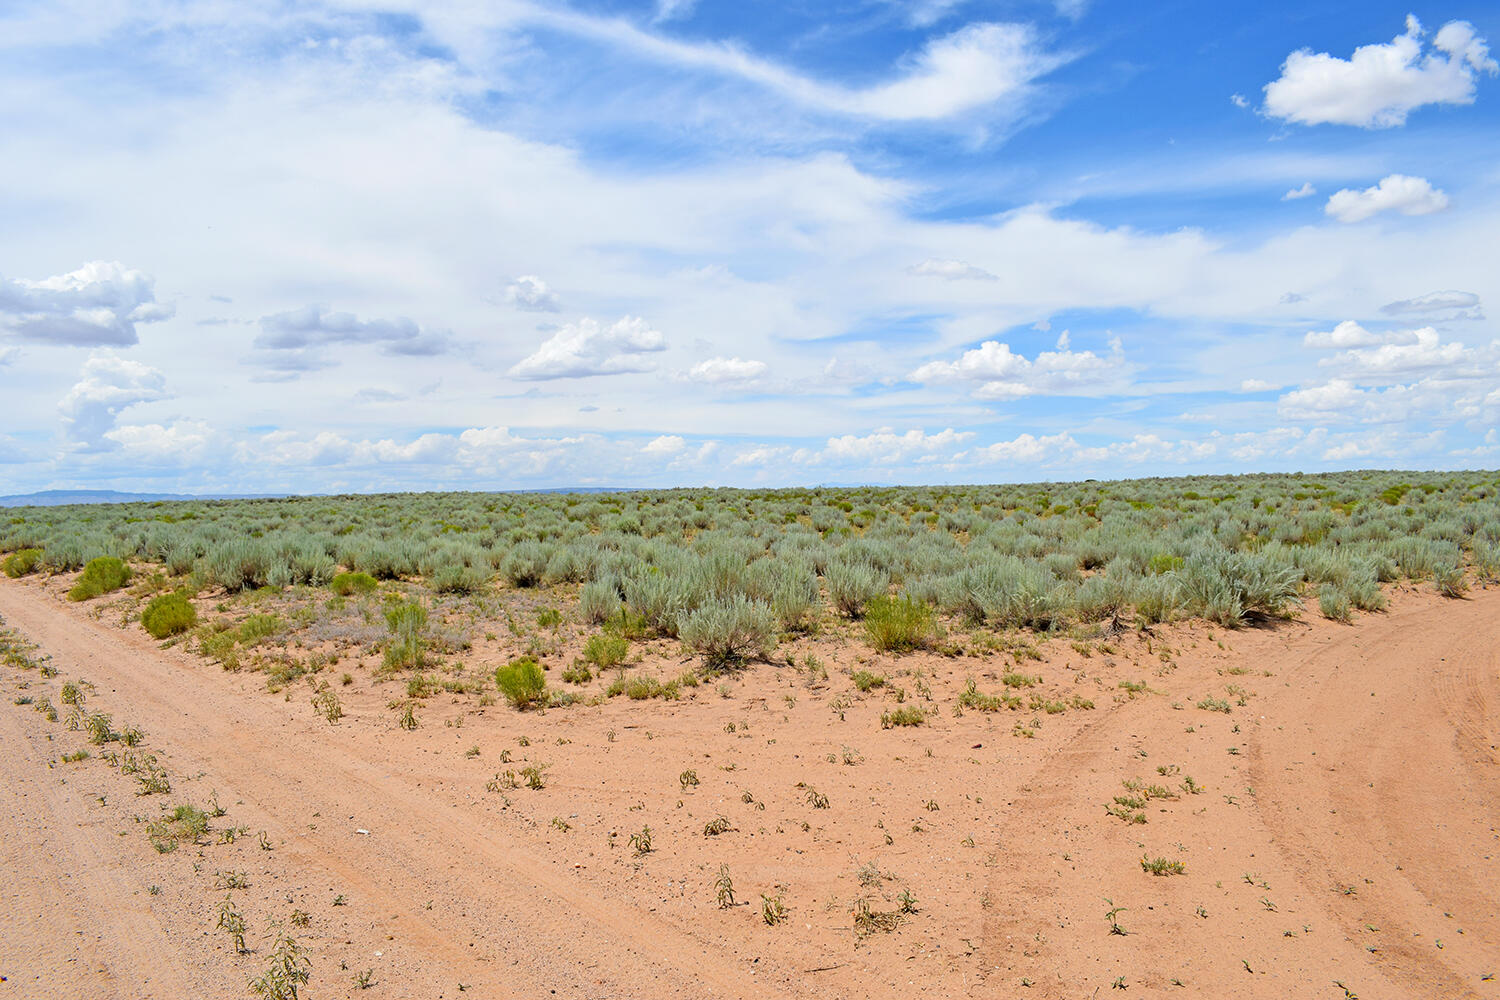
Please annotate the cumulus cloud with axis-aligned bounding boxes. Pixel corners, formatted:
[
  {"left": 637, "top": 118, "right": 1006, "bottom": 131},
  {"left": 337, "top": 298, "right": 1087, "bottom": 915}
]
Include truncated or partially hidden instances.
[
  {"left": 58, "top": 353, "right": 168, "bottom": 451},
  {"left": 641, "top": 434, "right": 686, "bottom": 455},
  {"left": 255, "top": 306, "right": 451, "bottom": 356},
  {"left": 1303, "top": 319, "right": 1396, "bottom": 349},
  {"left": 908, "top": 258, "right": 998, "bottom": 281},
  {"left": 908, "top": 334, "right": 1127, "bottom": 398},
  {"left": 508, "top": 316, "right": 665, "bottom": 379},
  {"left": 505, "top": 275, "right": 560, "bottom": 312},
  {"left": 966, "top": 431, "right": 1076, "bottom": 464},
  {"left": 686, "top": 356, "right": 767, "bottom": 384},
  {"left": 1282, "top": 182, "right": 1316, "bottom": 200},
  {"left": 1319, "top": 326, "right": 1472, "bottom": 377},
  {"left": 0, "top": 261, "right": 173, "bottom": 346},
  {"left": 1263, "top": 15, "right": 1497, "bottom": 128},
  {"left": 1324, "top": 174, "right": 1448, "bottom": 223},
  {"left": 1380, "top": 289, "right": 1481, "bottom": 316},
  {"left": 821, "top": 427, "right": 972, "bottom": 464},
  {"left": 103, "top": 421, "right": 214, "bottom": 463}
]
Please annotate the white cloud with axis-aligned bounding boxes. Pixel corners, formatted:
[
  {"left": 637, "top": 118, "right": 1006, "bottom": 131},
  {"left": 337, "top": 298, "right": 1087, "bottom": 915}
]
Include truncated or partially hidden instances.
[
  {"left": 1303, "top": 319, "right": 1396, "bottom": 349},
  {"left": 538, "top": 13, "right": 1067, "bottom": 121},
  {"left": 255, "top": 305, "right": 450, "bottom": 356},
  {"left": 1324, "top": 174, "right": 1448, "bottom": 223},
  {"left": 508, "top": 316, "right": 666, "bottom": 379},
  {"left": 1238, "top": 378, "right": 1280, "bottom": 392},
  {"left": 641, "top": 434, "right": 685, "bottom": 455},
  {"left": 686, "top": 356, "right": 767, "bottom": 384},
  {"left": 652, "top": 0, "right": 698, "bottom": 24},
  {"left": 909, "top": 335, "right": 1127, "bottom": 398},
  {"left": 821, "top": 427, "right": 973, "bottom": 464},
  {"left": 1380, "top": 289, "right": 1481, "bottom": 315},
  {"left": 505, "top": 275, "right": 560, "bottom": 312},
  {"left": 0, "top": 261, "right": 172, "bottom": 346},
  {"left": 1230, "top": 93, "right": 1249, "bottom": 109},
  {"left": 104, "top": 420, "right": 214, "bottom": 463},
  {"left": 967, "top": 431, "right": 1076, "bottom": 464},
  {"left": 1319, "top": 327, "right": 1475, "bottom": 377},
  {"left": 908, "top": 258, "right": 998, "bottom": 281},
  {"left": 58, "top": 353, "right": 168, "bottom": 451},
  {"left": 1263, "top": 15, "right": 1498, "bottom": 128},
  {"left": 1282, "top": 182, "right": 1316, "bottom": 200}
]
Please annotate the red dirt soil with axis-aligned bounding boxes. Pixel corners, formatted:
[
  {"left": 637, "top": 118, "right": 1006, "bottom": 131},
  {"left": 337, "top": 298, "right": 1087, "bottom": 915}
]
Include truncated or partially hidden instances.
[{"left": 0, "top": 576, "right": 1496, "bottom": 999}]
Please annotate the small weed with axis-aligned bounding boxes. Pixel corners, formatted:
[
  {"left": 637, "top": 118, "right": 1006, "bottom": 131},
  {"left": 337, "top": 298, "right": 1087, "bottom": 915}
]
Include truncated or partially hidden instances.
[{"left": 715, "top": 864, "right": 735, "bottom": 907}]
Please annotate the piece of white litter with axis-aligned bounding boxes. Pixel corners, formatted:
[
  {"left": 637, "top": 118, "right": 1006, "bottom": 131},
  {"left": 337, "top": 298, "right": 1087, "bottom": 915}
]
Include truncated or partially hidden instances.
[{"left": 356, "top": 828, "right": 371, "bottom": 835}]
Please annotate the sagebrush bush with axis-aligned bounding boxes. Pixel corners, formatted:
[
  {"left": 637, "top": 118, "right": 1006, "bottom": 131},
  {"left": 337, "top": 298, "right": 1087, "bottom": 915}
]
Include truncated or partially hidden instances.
[
  {"left": 142, "top": 592, "right": 198, "bottom": 638},
  {"left": 863, "top": 594, "right": 934, "bottom": 652},
  {"left": 1316, "top": 583, "right": 1352, "bottom": 622},
  {"left": 2, "top": 548, "right": 42, "bottom": 578},
  {"left": 495, "top": 657, "right": 547, "bottom": 709},
  {"left": 678, "top": 595, "right": 777, "bottom": 668},
  {"left": 383, "top": 601, "right": 427, "bottom": 670},
  {"left": 68, "top": 556, "right": 131, "bottom": 601},
  {"left": 579, "top": 580, "right": 621, "bottom": 624},
  {"left": 330, "top": 571, "right": 378, "bottom": 596},
  {"left": 825, "top": 558, "right": 886, "bottom": 618}
]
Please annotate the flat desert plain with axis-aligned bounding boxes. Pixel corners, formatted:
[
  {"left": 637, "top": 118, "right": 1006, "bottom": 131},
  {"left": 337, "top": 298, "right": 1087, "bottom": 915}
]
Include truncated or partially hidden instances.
[{"left": 1, "top": 572, "right": 1496, "bottom": 999}]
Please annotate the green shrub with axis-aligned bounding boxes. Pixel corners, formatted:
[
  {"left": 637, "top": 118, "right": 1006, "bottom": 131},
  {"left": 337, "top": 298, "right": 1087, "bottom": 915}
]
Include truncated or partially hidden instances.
[
  {"left": 383, "top": 601, "right": 427, "bottom": 670},
  {"left": 2, "top": 548, "right": 42, "bottom": 578},
  {"left": 68, "top": 556, "right": 130, "bottom": 601},
  {"left": 583, "top": 632, "right": 628, "bottom": 670},
  {"left": 431, "top": 564, "right": 486, "bottom": 595},
  {"left": 578, "top": 581, "right": 621, "bottom": 624},
  {"left": 851, "top": 670, "right": 885, "bottom": 692},
  {"left": 142, "top": 593, "right": 198, "bottom": 638},
  {"left": 330, "top": 571, "right": 378, "bottom": 596},
  {"left": 496, "top": 657, "right": 547, "bottom": 709},
  {"left": 863, "top": 594, "right": 934, "bottom": 652}
]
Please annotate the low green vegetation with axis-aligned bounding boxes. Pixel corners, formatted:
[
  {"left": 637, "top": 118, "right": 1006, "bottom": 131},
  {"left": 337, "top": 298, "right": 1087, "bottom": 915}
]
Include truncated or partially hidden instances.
[
  {"left": 68, "top": 556, "right": 130, "bottom": 601},
  {"left": 2, "top": 548, "right": 42, "bottom": 578},
  {"left": 495, "top": 656, "right": 547, "bottom": 709},
  {"left": 141, "top": 592, "right": 198, "bottom": 638}
]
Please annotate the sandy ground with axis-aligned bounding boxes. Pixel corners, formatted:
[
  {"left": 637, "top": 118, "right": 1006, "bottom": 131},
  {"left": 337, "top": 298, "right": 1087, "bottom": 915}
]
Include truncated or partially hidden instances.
[{"left": 0, "top": 575, "right": 1496, "bottom": 999}]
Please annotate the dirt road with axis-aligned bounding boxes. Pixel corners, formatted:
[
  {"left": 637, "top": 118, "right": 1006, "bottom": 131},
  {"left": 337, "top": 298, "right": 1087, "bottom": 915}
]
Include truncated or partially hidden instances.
[{"left": 0, "top": 577, "right": 1495, "bottom": 998}]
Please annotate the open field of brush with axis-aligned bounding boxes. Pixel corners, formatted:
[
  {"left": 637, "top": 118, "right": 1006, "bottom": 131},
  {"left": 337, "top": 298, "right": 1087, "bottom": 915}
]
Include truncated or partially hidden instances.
[{"left": 1, "top": 470, "right": 1497, "bottom": 999}]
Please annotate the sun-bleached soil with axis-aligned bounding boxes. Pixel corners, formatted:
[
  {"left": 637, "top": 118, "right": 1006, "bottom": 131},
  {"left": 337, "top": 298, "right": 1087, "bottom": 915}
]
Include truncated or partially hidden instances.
[{"left": 0, "top": 574, "right": 1496, "bottom": 999}]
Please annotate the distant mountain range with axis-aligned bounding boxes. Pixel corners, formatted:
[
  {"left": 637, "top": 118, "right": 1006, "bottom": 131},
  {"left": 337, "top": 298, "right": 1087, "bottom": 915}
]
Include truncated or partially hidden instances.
[{"left": 0, "top": 489, "right": 277, "bottom": 508}]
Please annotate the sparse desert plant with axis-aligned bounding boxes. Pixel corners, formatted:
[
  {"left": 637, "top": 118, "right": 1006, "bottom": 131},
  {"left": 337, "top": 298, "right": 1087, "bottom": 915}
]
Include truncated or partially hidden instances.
[
  {"left": 880, "top": 706, "right": 926, "bottom": 729},
  {"left": 68, "top": 556, "right": 131, "bottom": 601},
  {"left": 760, "top": 892, "right": 787, "bottom": 926},
  {"left": 851, "top": 670, "right": 885, "bottom": 693},
  {"left": 147, "top": 803, "right": 209, "bottom": 852},
  {"left": 1105, "top": 898, "right": 1128, "bottom": 935},
  {"left": 1141, "top": 856, "right": 1186, "bottom": 876},
  {"left": 141, "top": 592, "right": 197, "bottom": 638},
  {"left": 863, "top": 593, "right": 934, "bottom": 652},
  {"left": 703, "top": 816, "right": 732, "bottom": 836},
  {"left": 495, "top": 657, "right": 547, "bottom": 710},
  {"left": 715, "top": 864, "right": 735, "bottom": 907},
  {"left": 249, "top": 920, "right": 311, "bottom": 1000},
  {"left": 679, "top": 768, "right": 700, "bottom": 790},
  {"left": 311, "top": 688, "right": 343, "bottom": 724},
  {"left": 217, "top": 896, "right": 248, "bottom": 953},
  {"left": 629, "top": 825, "right": 653, "bottom": 856}
]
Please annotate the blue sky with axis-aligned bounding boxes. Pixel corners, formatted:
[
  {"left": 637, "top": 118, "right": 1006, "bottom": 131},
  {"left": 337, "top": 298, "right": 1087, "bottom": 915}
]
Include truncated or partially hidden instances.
[{"left": 1, "top": 0, "right": 1497, "bottom": 493}]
